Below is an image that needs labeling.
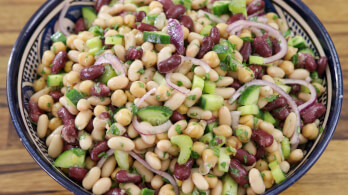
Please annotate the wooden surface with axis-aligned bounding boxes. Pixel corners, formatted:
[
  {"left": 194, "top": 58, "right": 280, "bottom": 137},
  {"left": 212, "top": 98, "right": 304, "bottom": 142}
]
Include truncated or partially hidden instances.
[{"left": 0, "top": 0, "right": 347, "bottom": 194}]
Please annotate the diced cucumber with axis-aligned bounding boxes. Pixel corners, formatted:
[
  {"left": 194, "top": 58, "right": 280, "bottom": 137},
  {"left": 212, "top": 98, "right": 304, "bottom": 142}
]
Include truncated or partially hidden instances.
[
  {"left": 237, "top": 104, "right": 260, "bottom": 115},
  {"left": 229, "top": 0, "right": 247, "bottom": 16},
  {"left": 277, "top": 83, "right": 291, "bottom": 93},
  {"left": 281, "top": 137, "right": 291, "bottom": 159},
  {"left": 86, "top": 37, "right": 102, "bottom": 55},
  {"left": 200, "top": 94, "right": 224, "bottom": 111},
  {"left": 268, "top": 160, "right": 279, "bottom": 170},
  {"left": 153, "top": 71, "right": 167, "bottom": 86},
  {"left": 192, "top": 75, "right": 205, "bottom": 90},
  {"left": 51, "top": 31, "right": 66, "bottom": 44},
  {"left": 249, "top": 55, "right": 264, "bottom": 65},
  {"left": 237, "top": 85, "right": 260, "bottom": 105},
  {"left": 299, "top": 48, "right": 315, "bottom": 57},
  {"left": 212, "top": 1, "right": 230, "bottom": 16},
  {"left": 310, "top": 71, "right": 319, "bottom": 79},
  {"left": 300, "top": 85, "right": 311, "bottom": 93},
  {"left": 54, "top": 148, "right": 86, "bottom": 168},
  {"left": 269, "top": 161, "right": 286, "bottom": 184},
  {"left": 99, "top": 65, "right": 117, "bottom": 84},
  {"left": 142, "top": 14, "right": 159, "bottom": 25},
  {"left": 105, "top": 35, "right": 123, "bottom": 45},
  {"left": 255, "top": 109, "right": 264, "bottom": 120},
  {"left": 263, "top": 111, "right": 276, "bottom": 125},
  {"left": 222, "top": 174, "right": 238, "bottom": 195},
  {"left": 82, "top": 7, "right": 97, "bottom": 29},
  {"left": 114, "top": 150, "right": 129, "bottom": 170},
  {"left": 47, "top": 74, "right": 65, "bottom": 87},
  {"left": 199, "top": 132, "right": 213, "bottom": 144},
  {"left": 143, "top": 31, "right": 171, "bottom": 44},
  {"left": 141, "top": 188, "right": 155, "bottom": 195},
  {"left": 205, "top": 121, "right": 218, "bottom": 133},
  {"left": 200, "top": 25, "right": 213, "bottom": 36},
  {"left": 136, "top": 6, "right": 149, "bottom": 14},
  {"left": 66, "top": 89, "right": 85, "bottom": 106},
  {"left": 218, "top": 148, "right": 231, "bottom": 172},
  {"left": 288, "top": 35, "right": 307, "bottom": 49},
  {"left": 137, "top": 106, "right": 173, "bottom": 126},
  {"left": 171, "top": 135, "right": 193, "bottom": 165},
  {"left": 203, "top": 80, "right": 216, "bottom": 94}
]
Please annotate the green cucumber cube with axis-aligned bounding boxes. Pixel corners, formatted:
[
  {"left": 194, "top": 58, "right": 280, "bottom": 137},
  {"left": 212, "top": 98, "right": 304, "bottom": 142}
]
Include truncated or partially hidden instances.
[
  {"left": 143, "top": 31, "right": 170, "bottom": 44},
  {"left": 105, "top": 35, "right": 123, "bottom": 45},
  {"left": 212, "top": 1, "right": 230, "bottom": 16},
  {"left": 200, "top": 25, "right": 213, "bottom": 36},
  {"left": 82, "top": 7, "right": 97, "bottom": 29},
  {"left": 51, "top": 31, "right": 66, "bottom": 44},
  {"left": 229, "top": 0, "right": 247, "bottom": 16},
  {"left": 47, "top": 74, "right": 65, "bottom": 87},
  {"left": 203, "top": 80, "right": 216, "bottom": 94},
  {"left": 237, "top": 104, "right": 260, "bottom": 115}
]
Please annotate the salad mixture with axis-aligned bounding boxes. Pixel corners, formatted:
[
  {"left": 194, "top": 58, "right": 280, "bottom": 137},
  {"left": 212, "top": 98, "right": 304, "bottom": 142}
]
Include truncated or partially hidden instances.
[{"left": 29, "top": 0, "right": 328, "bottom": 194}]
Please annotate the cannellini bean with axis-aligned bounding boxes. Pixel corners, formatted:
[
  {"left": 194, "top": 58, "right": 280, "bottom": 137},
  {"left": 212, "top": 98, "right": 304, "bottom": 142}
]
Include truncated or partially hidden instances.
[
  {"left": 101, "top": 157, "right": 117, "bottom": 177},
  {"left": 92, "top": 177, "right": 112, "bottom": 195},
  {"left": 108, "top": 136, "right": 135, "bottom": 151},
  {"left": 46, "top": 125, "right": 63, "bottom": 146},
  {"left": 283, "top": 112, "right": 297, "bottom": 138},
  {"left": 75, "top": 110, "right": 93, "bottom": 130},
  {"left": 59, "top": 96, "right": 78, "bottom": 115},
  {"left": 37, "top": 114, "right": 49, "bottom": 138},
  {"left": 192, "top": 172, "right": 209, "bottom": 191},
  {"left": 219, "top": 106, "right": 232, "bottom": 126},
  {"left": 79, "top": 133, "right": 93, "bottom": 150},
  {"left": 145, "top": 152, "right": 162, "bottom": 170},
  {"left": 82, "top": 167, "right": 101, "bottom": 190},
  {"left": 47, "top": 134, "right": 63, "bottom": 158},
  {"left": 30, "top": 87, "right": 51, "bottom": 103},
  {"left": 133, "top": 160, "right": 154, "bottom": 182},
  {"left": 184, "top": 88, "right": 202, "bottom": 107},
  {"left": 128, "top": 60, "right": 144, "bottom": 81},
  {"left": 249, "top": 168, "right": 265, "bottom": 194},
  {"left": 215, "top": 88, "right": 235, "bottom": 99},
  {"left": 187, "top": 107, "right": 212, "bottom": 120},
  {"left": 164, "top": 92, "right": 186, "bottom": 111}
]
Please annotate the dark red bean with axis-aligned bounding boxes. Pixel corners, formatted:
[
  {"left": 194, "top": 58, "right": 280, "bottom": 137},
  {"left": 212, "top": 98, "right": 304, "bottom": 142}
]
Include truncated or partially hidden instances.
[
  {"left": 179, "top": 15, "right": 194, "bottom": 31},
  {"left": 253, "top": 34, "right": 272, "bottom": 57},
  {"left": 247, "top": 0, "right": 265, "bottom": 15},
  {"left": 58, "top": 107, "right": 75, "bottom": 124},
  {"left": 235, "top": 149, "right": 256, "bottom": 166},
  {"left": 157, "top": 55, "right": 182, "bottom": 73},
  {"left": 28, "top": 100, "right": 44, "bottom": 123},
  {"left": 63, "top": 143, "right": 79, "bottom": 152},
  {"left": 68, "top": 167, "right": 88, "bottom": 182},
  {"left": 136, "top": 23, "right": 158, "bottom": 32},
  {"left": 197, "top": 36, "right": 214, "bottom": 59},
  {"left": 99, "top": 112, "right": 111, "bottom": 120},
  {"left": 229, "top": 159, "right": 249, "bottom": 186},
  {"left": 126, "top": 47, "right": 143, "bottom": 61},
  {"left": 80, "top": 65, "right": 105, "bottom": 81},
  {"left": 290, "top": 84, "right": 301, "bottom": 94},
  {"left": 90, "top": 141, "right": 109, "bottom": 161},
  {"left": 209, "top": 26, "right": 220, "bottom": 45},
  {"left": 239, "top": 42, "right": 252, "bottom": 63},
  {"left": 271, "top": 37, "right": 281, "bottom": 55},
  {"left": 295, "top": 100, "right": 305, "bottom": 106},
  {"left": 231, "top": 79, "right": 242, "bottom": 90},
  {"left": 85, "top": 118, "right": 94, "bottom": 133},
  {"left": 105, "top": 188, "right": 126, "bottom": 195},
  {"left": 317, "top": 56, "right": 328, "bottom": 76},
  {"left": 170, "top": 110, "right": 185, "bottom": 123},
  {"left": 248, "top": 65, "right": 263, "bottom": 79},
  {"left": 75, "top": 18, "right": 86, "bottom": 34},
  {"left": 158, "top": 0, "right": 174, "bottom": 12},
  {"left": 227, "top": 13, "right": 246, "bottom": 24},
  {"left": 135, "top": 11, "right": 146, "bottom": 23},
  {"left": 91, "top": 83, "right": 110, "bottom": 97},
  {"left": 95, "top": 0, "right": 111, "bottom": 12},
  {"left": 115, "top": 170, "right": 142, "bottom": 183},
  {"left": 302, "top": 53, "right": 317, "bottom": 72},
  {"left": 262, "top": 96, "right": 287, "bottom": 111},
  {"left": 251, "top": 129, "right": 274, "bottom": 147},
  {"left": 49, "top": 91, "right": 63, "bottom": 102},
  {"left": 174, "top": 158, "right": 194, "bottom": 180},
  {"left": 51, "top": 51, "right": 67, "bottom": 74},
  {"left": 166, "top": 5, "right": 185, "bottom": 19},
  {"left": 272, "top": 106, "right": 290, "bottom": 121},
  {"left": 255, "top": 147, "right": 266, "bottom": 160},
  {"left": 61, "top": 120, "right": 78, "bottom": 144},
  {"left": 300, "top": 102, "right": 326, "bottom": 124}
]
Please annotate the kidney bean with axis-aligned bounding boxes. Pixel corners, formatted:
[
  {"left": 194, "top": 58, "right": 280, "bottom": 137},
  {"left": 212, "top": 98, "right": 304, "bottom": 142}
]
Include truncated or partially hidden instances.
[
  {"left": 262, "top": 96, "right": 287, "bottom": 111},
  {"left": 231, "top": 79, "right": 242, "bottom": 90},
  {"left": 28, "top": 100, "right": 44, "bottom": 123},
  {"left": 239, "top": 42, "right": 252, "bottom": 63},
  {"left": 248, "top": 65, "right": 263, "bottom": 79},
  {"left": 209, "top": 26, "right": 220, "bottom": 45},
  {"left": 68, "top": 167, "right": 88, "bottom": 182},
  {"left": 95, "top": 0, "right": 111, "bottom": 12},
  {"left": 295, "top": 100, "right": 305, "bottom": 106},
  {"left": 197, "top": 36, "right": 214, "bottom": 59},
  {"left": 247, "top": 0, "right": 265, "bottom": 15},
  {"left": 235, "top": 149, "right": 256, "bottom": 166},
  {"left": 251, "top": 129, "right": 274, "bottom": 147},
  {"left": 80, "top": 65, "right": 105, "bottom": 81},
  {"left": 99, "top": 112, "right": 111, "bottom": 120},
  {"left": 115, "top": 170, "right": 142, "bottom": 183},
  {"left": 166, "top": 5, "right": 186, "bottom": 19},
  {"left": 91, "top": 83, "right": 110, "bottom": 97},
  {"left": 75, "top": 18, "right": 86, "bottom": 34},
  {"left": 126, "top": 47, "right": 143, "bottom": 61},
  {"left": 255, "top": 147, "right": 266, "bottom": 160},
  {"left": 272, "top": 106, "right": 290, "bottom": 121},
  {"left": 179, "top": 15, "right": 194, "bottom": 31},
  {"left": 290, "top": 84, "right": 301, "bottom": 94},
  {"left": 157, "top": 55, "right": 182, "bottom": 73},
  {"left": 61, "top": 120, "right": 78, "bottom": 144},
  {"left": 300, "top": 102, "right": 326, "bottom": 124},
  {"left": 63, "top": 143, "right": 79, "bottom": 152},
  {"left": 49, "top": 91, "right": 63, "bottom": 102},
  {"left": 135, "top": 11, "right": 146, "bottom": 23},
  {"left": 105, "top": 188, "right": 126, "bottom": 195},
  {"left": 174, "top": 158, "right": 194, "bottom": 180},
  {"left": 85, "top": 118, "right": 94, "bottom": 133},
  {"left": 158, "top": 0, "right": 174, "bottom": 12},
  {"left": 137, "top": 23, "right": 158, "bottom": 32},
  {"left": 227, "top": 13, "right": 246, "bottom": 24},
  {"left": 90, "top": 140, "right": 109, "bottom": 161},
  {"left": 302, "top": 53, "right": 317, "bottom": 72},
  {"left": 271, "top": 37, "right": 281, "bottom": 55},
  {"left": 317, "top": 56, "right": 328, "bottom": 76},
  {"left": 170, "top": 110, "right": 185, "bottom": 123},
  {"left": 51, "top": 51, "right": 67, "bottom": 74},
  {"left": 137, "top": 182, "right": 146, "bottom": 190},
  {"left": 58, "top": 107, "right": 75, "bottom": 124},
  {"left": 253, "top": 34, "right": 272, "bottom": 57},
  {"left": 154, "top": 188, "right": 160, "bottom": 195},
  {"left": 229, "top": 159, "right": 249, "bottom": 186}
]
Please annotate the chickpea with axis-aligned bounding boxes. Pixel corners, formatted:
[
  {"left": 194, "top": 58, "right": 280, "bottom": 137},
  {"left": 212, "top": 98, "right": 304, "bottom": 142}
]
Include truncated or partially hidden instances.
[
  {"left": 226, "top": 136, "right": 242, "bottom": 149},
  {"left": 124, "top": 14, "right": 136, "bottom": 28},
  {"left": 108, "top": 16, "right": 124, "bottom": 27},
  {"left": 235, "top": 125, "right": 252, "bottom": 143},
  {"left": 177, "top": 104, "right": 188, "bottom": 114},
  {"left": 288, "top": 149, "right": 304, "bottom": 163},
  {"left": 240, "top": 29, "right": 252, "bottom": 38},
  {"left": 216, "top": 23, "right": 229, "bottom": 39},
  {"left": 313, "top": 82, "right": 325, "bottom": 97},
  {"left": 302, "top": 123, "right": 319, "bottom": 140},
  {"left": 261, "top": 170, "right": 274, "bottom": 189},
  {"left": 267, "top": 151, "right": 282, "bottom": 164},
  {"left": 142, "top": 50, "right": 157, "bottom": 68},
  {"left": 202, "top": 149, "right": 218, "bottom": 168},
  {"left": 239, "top": 115, "right": 254, "bottom": 129},
  {"left": 78, "top": 31, "right": 94, "bottom": 42},
  {"left": 51, "top": 42, "right": 66, "bottom": 54},
  {"left": 284, "top": 46, "right": 298, "bottom": 61},
  {"left": 38, "top": 95, "right": 54, "bottom": 112},
  {"left": 255, "top": 160, "right": 269, "bottom": 172},
  {"left": 192, "top": 142, "right": 207, "bottom": 156},
  {"left": 79, "top": 80, "right": 94, "bottom": 96},
  {"left": 279, "top": 61, "right": 294, "bottom": 75},
  {"left": 193, "top": 22, "right": 203, "bottom": 34},
  {"left": 42, "top": 50, "right": 55, "bottom": 67},
  {"left": 159, "top": 184, "right": 175, "bottom": 195},
  {"left": 78, "top": 52, "right": 95, "bottom": 67},
  {"left": 114, "top": 108, "right": 132, "bottom": 126},
  {"left": 228, "top": 35, "right": 244, "bottom": 50},
  {"left": 111, "top": 90, "right": 127, "bottom": 107},
  {"left": 204, "top": 175, "right": 218, "bottom": 188},
  {"left": 65, "top": 71, "right": 80, "bottom": 86},
  {"left": 238, "top": 67, "right": 254, "bottom": 83},
  {"left": 94, "top": 105, "right": 107, "bottom": 117},
  {"left": 51, "top": 102, "right": 62, "bottom": 117},
  {"left": 202, "top": 51, "right": 220, "bottom": 68},
  {"left": 33, "top": 77, "right": 46, "bottom": 92},
  {"left": 130, "top": 81, "right": 146, "bottom": 98},
  {"left": 213, "top": 125, "right": 233, "bottom": 138},
  {"left": 64, "top": 61, "right": 74, "bottom": 72},
  {"left": 183, "top": 122, "right": 204, "bottom": 138},
  {"left": 67, "top": 35, "right": 78, "bottom": 50}
]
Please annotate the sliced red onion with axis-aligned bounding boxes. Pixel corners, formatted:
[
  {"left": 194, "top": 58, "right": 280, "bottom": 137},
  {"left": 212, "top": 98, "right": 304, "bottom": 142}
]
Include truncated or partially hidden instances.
[
  {"left": 95, "top": 53, "right": 126, "bottom": 76},
  {"left": 227, "top": 20, "right": 288, "bottom": 64},
  {"left": 165, "top": 73, "right": 190, "bottom": 95},
  {"left": 129, "top": 151, "right": 179, "bottom": 195},
  {"left": 96, "top": 149, "right": 115, "bottom": 168},
  {"left": 168, "top": 19, "right": 185, "bottom": 55},
  {"left": 135, "top": 88, "right": 157, "bottom": 107},
  {"left": 182, "top": 56, "right": 212, "bottom": 73},
  {"left": 231, "top": 111, "right": 241, "bottom": 130},
  {"left": 58, "top": 0, "right": 72, "bottom": 36},
  {"left": 132, "top": 116, "right": 172, "bottom": 135},
  {"left": 250, "top": 27, "right": 263, "bottom": 36},
  {"left": 197, "top": 10, "right": 226, "bottom": 24},
  {"left": 247, "top": 11, "right": 266, "bottom": 18}
]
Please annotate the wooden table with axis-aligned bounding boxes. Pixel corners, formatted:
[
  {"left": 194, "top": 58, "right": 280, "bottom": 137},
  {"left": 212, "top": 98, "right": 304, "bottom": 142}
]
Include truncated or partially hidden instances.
[{"left": 0, "top": 0, "right": 347, "bottom": 194}]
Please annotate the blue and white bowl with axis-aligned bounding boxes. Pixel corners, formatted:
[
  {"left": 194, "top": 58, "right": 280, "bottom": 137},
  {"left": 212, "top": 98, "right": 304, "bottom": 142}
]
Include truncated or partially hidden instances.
[{"left": 6, "top": 0, "right": 343, "bottom": 194}]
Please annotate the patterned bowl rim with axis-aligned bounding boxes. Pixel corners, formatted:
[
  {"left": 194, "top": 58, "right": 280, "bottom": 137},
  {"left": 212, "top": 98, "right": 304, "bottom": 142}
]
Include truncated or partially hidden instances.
[{"left": 6, "top": 0, "right": 343, "bottom": 194}]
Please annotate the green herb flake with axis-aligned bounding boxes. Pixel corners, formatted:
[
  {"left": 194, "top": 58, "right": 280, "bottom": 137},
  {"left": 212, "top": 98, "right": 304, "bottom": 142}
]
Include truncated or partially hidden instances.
[
  {"left": 80, "top": 134, "right": 86, "bottom": 140},
  {"left": 156, "top": 95, "right": 160, "bottom": 100},
  {"left": 205, "top": 73, "right": 210, "bottom": 80},
  {"left": 319, "top": 127, "right": 324, "bottom": 134},
  {"left": 189, "top": 112, "right": 198, "bottom": 117},
  {"left": 191, "top": 150, "right": 200, "bottom": 159},
  {"left": 187, "top": 95, "right": 196, "bottom": 100},
  {"left": 207, "top": 173, "right": 215, "bottom": 177},
  {"left": 175, "top": 125, "right": 182, "bottom": 134},
  {"left": 272, "top": 15, "right": 279, "bottom": 20},
  {"left": 243, "top": 154, "right": 248, "bottom": 164},
  {"left": 253, "top": 117, "right": 258, "bottom": 128},
  {"left": 98, "top": 152, "right": 106, "bottom": 158},
  {"left": 137, "top": 68, "right": 145, "bottom": 74},
  {"left": 264, "top": 94, "right": 279, "bottom": 102},
  {"left": 99, "top": 96, "right": 105, "bottom": 102},
  {"left": 260, "top": 171, "right": 265, "bottom": 178},
  {"left": 109, "top": 123, "right": 120, "bottom": 135},
  {"left": 266, "top": 37, "right": 273, "bottom": 47},
  {"left": 220, "top": 162, "right": 226, "bottom": 169},
  {"left": 177, "top": 81, "right": 183, "bottom": 86},
  {"left": 166, "top": 91, "right": 171, "bottom": 97},
  {"left": 230, "top": 167, "right": 239, "bottom": 176},
  {"left": 236, "top": 128, "right": 243, "bottom": 136},
  {"left": 212, "top": 147, "right": 220, "bottom": 157},
  {"left": 131, "top": 103, "right": 139, "bottom": 115},
  {"left": 138, "top": 82, "right": 145, "bottom": 88},
  {"left": 241, "top": 37, "right": 254, "bottom": 42}
]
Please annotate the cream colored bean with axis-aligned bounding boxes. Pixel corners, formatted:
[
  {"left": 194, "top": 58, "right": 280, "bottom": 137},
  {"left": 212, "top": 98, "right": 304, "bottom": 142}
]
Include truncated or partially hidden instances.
[
  {"left": 289, "top": 69, "right": 310, "bottom": 80},
  {"left": 30, "top": 87, "right": 51, "bottom": 103},
  {"left": 157, "top": 140, "right": 171, "bottom": 152},
  {"left": 67, "top": 50, "right": 80, "bottom": 62},
  {"left": 213, "top": 125, "right": 233, "bottom": 137},
  {"left": 140, "top": 67, "right": 155, "bottom": 83},
  {"left": 46, "top": 125, "right": 63, "bottom": 146},
  {"left": 47, "top": 134, "right": 63, "bottom": 158},
  {"left": 259, "top": 121, "right": 275, "bottom": 135},
  {"left": 211, "top": 180, "right": 223, "bottom": 195},
  {"left": 164, "top": 92, "right": 186, "bottom": 110},
  {"left": 108, "top": 136, "right": 134, "bottom": 151},
  {"left": 298, "top": 92, "right": 312, "bottom": 102},
  {"left": 249, "top": 168, "right": 265, "bottom": 194},
  {"left": 124, "top": 32, "right": 135, "bottom": 50},
  {"left": 215, "top": 88, "right": 236, "bottom": 99},
  {"left": 79, "top": 133, "right": 93, "bottom": 150},
  {"left": 151, "top": 175, "right": 164, "bottom": 189},
  {"left": 219, "top": 106, "right": 232, "bottom": 126},
  {"left": 302, "top": 123, "right": 319, "bottom": 140},
  {"left": 157, "top": 46, "right": 172, "bottom": 64},
  {"left": 184, "top": 88, "right": 202, "bottom": 107},
  {"left": 73, "top": 39, "right": 88, "bottom": 52},
  {"left": 216, "top": 77, "right": 234, "bottom": 87},
  {"left": 260, "top": 86, "right": 273, "bottom": 97},
  {"left": 279, "top": 161, "right": 290, "bottom": 173},
  {"left": 59, "top": 96, "right": 78, "bottom": 115},
  {"left": 133, "top": 160, "right": 154, "bottom": 182},
  {"left": 75, "top": 110, "right": 93, "bottom": 130},
  {"left": 128, "top": 60, "right": 144, "bottom": 81},
  {"left": 186, "top": 39, "right": 200, "bottom": 57},
  {"left": 299, "top": 133, "right": 308, "bottom": 145},
  {"left": 141, "top": 134, "right": 156, "bottom": 145},
  {"left": 91, "top": 129, "right": 106, "bottom": 142},
  {"left": 161, "top": 158, "right": 170, "bottom": 171},
  {"left": 272, "top": 129, "right": 284, "bottom": 142},
  {"left": 192, "top": 172, "right": 209, "bottom": 190},
  {"left": 77, "top": 99, "right": 91, "bottom": 112},
  {"left": 87, "top": 96, "right": 111, "bottom": 106},
  {"left": 170, "top": 73, "right": 192, "bottom": 88},
  {"left": 283, "top": 112, "right": 297, "bottom": 138},
  {"left": 182, "top": 176, "right": 194, "bottom": 194},
  {"left": 37, "top": 114, "right": 49, "bottom": 138},
  {"left": 120, "top": 183, "right": 140, "bottom": 195},
  {"left": 265, "top": 140, "right": 278, "bottom": 153},
  {"left": 142, "top": 42, "right": 154, "bottom": 52},
  {"left": 288, "top": 149, "right": 304, "bottom": 163},
  {"left": 188, "top": 32, "right": 204, "bottom": 43},
  {"left": 267, "top": 66, "right": 285, "bottom": 78},
  {"left": 159, "top": 184, "right": 175, "bottom": 195},
  {"left": 145, "top": 152, "right": 162, "bottom": 170},
  {"left": 101, "top": 157, "right": 117, "bottom": 177},
  {"left": 112, "top": 44, "right": 125, "bottom": 61},
  {"left": 187, "top": 107, "right": 212, "bottom": 120},
  {"left": 208, "top": 69, "right": 219, "bottom": 82},
  {"left": 107, "top": 76, "right": 129, "bottom": 90},
  {"left": 92, "top": 177, "right": 112, "bottom": 195},
  {"left": 168, "top": 120, "right": 187, "bottom": 139},
  {"left": 243, "top": 141, "right": 257, "bottom": 156},
  {"left": 83, "top": 167, "right": 101, "bottom": 190},
  {"left": 155, "top": 147, "right": 170, "bottom": 160}
]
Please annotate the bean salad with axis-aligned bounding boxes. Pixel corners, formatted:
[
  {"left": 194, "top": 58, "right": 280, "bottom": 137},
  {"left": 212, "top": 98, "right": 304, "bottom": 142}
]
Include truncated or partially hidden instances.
[{"left": 29, "top": 0, "right": 328, "bottom": 194}]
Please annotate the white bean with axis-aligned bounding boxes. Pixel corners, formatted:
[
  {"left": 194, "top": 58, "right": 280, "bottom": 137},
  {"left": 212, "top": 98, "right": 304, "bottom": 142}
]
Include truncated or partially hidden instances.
[
  {"left": 75, "top": 110, "right": 93, "bottom": 130},
  {"left": 124, "top": 32, "right": 135, "bottom": 50},
  {"left": 37, "top": 114, "right": 49, "bottom": 138},
  {"left": 192, "top": 172, "right": 209, "bottom": 190},
  {"left": 128, "top": 60, "right": 144, "bottom": 81},
  {"left": 46, "top": 125, "right": 63, "bottom": 146},
  {"left": 145, "top": 152, "right": 162, "bottom": 170},
  {"left": 47, "top": 134, "right": 63, "bottom": 158},
  {"left": 164, "top": 92, "right": 186, "bottom": 110},
  {"left": 157, "top": 46, "right": 172, "bottom": 64},
  {"left": 92, "top": 177, "right": 112, "bottom": 195},
  {"left": 182, "top": 176, "right": 194, "bottom": 194},
  {"left": 101, "top": 157, "right": 117, "bottom": 177},
  {"left": 133, "top": 160, "right": 154, "bottom": 182},
  {"left": 216, "top": 77, "right": 234, "bottom": 87},
  {"left": 107, "top": 136, "right": 135, "bottom": 151},
  {"left": 83, "top": 167, "right": 101, "bottom": 190},
  {"left": 215, "top": 88, "right": 236, "bottom": 99},
  {"left": 79, "top": 133, "right": 93, "bottom": 150},
  {"left": 184, "top": 88, "right": 202, "bottom": 107},
  {"left": 249, "top": 168, "right": 265, "bottom": 194},
  {"left": 59, "top": 96, "right": 78, "bottom": 115},
  {"left": 170, "top": 73, "right": 192, "bottom": 88}
]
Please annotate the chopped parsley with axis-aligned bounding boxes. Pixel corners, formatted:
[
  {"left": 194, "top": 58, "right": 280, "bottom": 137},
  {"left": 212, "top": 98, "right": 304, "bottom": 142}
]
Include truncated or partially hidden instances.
[
  {"left": 260, "top": 171, "right": 265, "bottom": 178},
  {"left": 98, "top": 152, "right": 108, "bottom": 158},
  {"left": 220, "top": 162, "right": 226, "bottom": 169},
  {"left": 177, "top": 81, "right": 183, "bottom": 86},
  {"left": 319, "top": 127, "right": 324, "bottom": 134},
  {"left": 131, "top": 103, "right": 139, "bottom": 115},
  {"left": 108, "top": 123, "right": 120, "bottom": 135},
  {"left": 205, "top": 73, "right": 210, "bottom": 80},
  {"left": 236, "top": 128, "right": 243, "bottom": 136},
  {"left": 175, "top": 125, "right": 182, "bottom": 134},
  {"left": 190, "top": 112, "right": 198, "bottom": 117},
  {"left": 273, "top": 15, "right": 279, "bottom": 20},
  {"left": 138, "top": 82, "right": 145, "bottom": 88},
  {"left": 253, "top": 117, "right": 259, "bottom": 128},
  {"left": 241, "top": 37, "right": 254, "bottom": 42},
  {"left": 137, "top": 68, "right": 145, "bottom": 74},
  {"left": 191, "top": 150, "right": 200, "bottom": 159},
  {"left": 264, "top": 94, "right": 279, "bottom": 102},
  {"left": 266, "top": 37, "right": 273, "bottom": 47},
  {"left": 230, "top": 167, "right": 239, "bottom": 176},
  {"left": 212, "top": 147, "right": 220, "bottom": 157},
  {"left": 187, "top": 95, "right": 196, "bottom": 100},
  {"left": 166, "top": 91, "right": 171, "bottom": 97},
  {"left": 243, "top": 154, "right": 248, "bottom": 164}
]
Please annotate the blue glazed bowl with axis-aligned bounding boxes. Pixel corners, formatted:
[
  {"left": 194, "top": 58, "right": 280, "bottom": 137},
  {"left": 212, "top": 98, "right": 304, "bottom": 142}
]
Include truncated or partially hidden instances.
[{"left": 6, "top": 0, "right": 343, "bottom": 194}]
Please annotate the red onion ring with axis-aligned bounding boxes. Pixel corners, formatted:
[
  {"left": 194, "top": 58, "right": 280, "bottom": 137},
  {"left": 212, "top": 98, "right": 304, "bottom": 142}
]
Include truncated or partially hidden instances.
[
  {"left": 247, "top": 11, "right": 266, "bottom": 18},
  {"left": 197, "top": 10, "right": 226, "bottom": 24},
  {"left": 58, "top": 0, "right": 72, "bottom": 36},
  {"left": 96, "top": 149, "right": 115, "bottom": 168},
  {"left": 165, "top": 73, "right": 190, "bottom": 95},
  {"left": 168, "top": 19, "right": 185, "bottom": 55},
  {"left": 182, "top": 56, "right": 212, "bottom": 73},
  {"left": 129, "top": 151, "right": 179, "bottom": 195},
  {"left": 135, "top": 88, "right": 157, "bottom": 107},
  {"left": 95, "top": 53, "right": 126, "bottom": 76},
  {"left": 226, "top": 20, "right": 288, "bottom": 64}
]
